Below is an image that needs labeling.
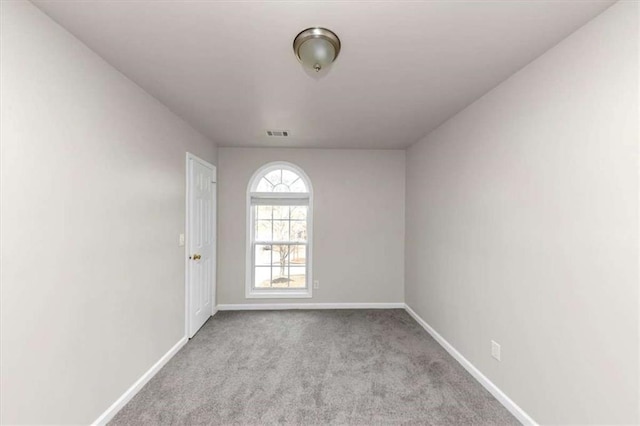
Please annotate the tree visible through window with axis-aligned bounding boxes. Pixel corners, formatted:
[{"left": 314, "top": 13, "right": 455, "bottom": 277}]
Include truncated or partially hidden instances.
[{"left": 247, "top": 163, "right": 312, "bottom": 298}]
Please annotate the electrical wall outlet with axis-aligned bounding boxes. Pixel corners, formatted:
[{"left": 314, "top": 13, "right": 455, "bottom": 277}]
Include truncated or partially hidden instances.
[
  {"left": 313, "top": 280, "right": 319, "bottom": 289},
  {"left": 491, "top": 340, "right": 501, "bottom": 361}
]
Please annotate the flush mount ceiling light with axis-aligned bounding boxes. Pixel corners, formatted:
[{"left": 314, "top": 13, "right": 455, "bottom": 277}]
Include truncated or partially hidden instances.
[{"left": 293, "top": 27, "right": 341, "bottom": 72}]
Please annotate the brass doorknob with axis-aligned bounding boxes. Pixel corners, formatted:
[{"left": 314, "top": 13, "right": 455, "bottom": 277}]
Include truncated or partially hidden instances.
[{"left": 192, "top": 254, "right": 201, "bottom": 260}]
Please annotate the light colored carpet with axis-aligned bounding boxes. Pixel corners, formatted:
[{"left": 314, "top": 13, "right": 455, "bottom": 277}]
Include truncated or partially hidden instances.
[{"left": 110, "top": 310, "right": 518, "bottom": 425}]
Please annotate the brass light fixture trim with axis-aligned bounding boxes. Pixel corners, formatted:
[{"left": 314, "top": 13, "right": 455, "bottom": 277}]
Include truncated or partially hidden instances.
[{"left": 293, "top": 27, "right": 341, "bottom": 72}]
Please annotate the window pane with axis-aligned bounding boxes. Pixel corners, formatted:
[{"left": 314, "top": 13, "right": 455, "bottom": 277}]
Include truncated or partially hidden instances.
[
  {"left": 282, "top": 169, "right": 300, "bottom": 186},
  {"left": 289, "top": 245, "right": 306, "bottom": 265},
  {"left": 256, "top": 205, "right": 272, "bottom": 220},
  {"left": 273, "top": 183, "right": 289, "bottom": 192},
  {"left": 288, "top": 178, "right": 307, "bottom": 192},
  {"left": 289, "top": 266, "right": 306, "bottom": 288},
  {"left": 271, "top": 243, "right": 291, "bottom": 287},
  {"left": 271, "top": 266, "right": 290, "bottom": 288},
  {"left": 272, "top": 205, "right": 289, "bottom": 220},
  {"left": 265, "top": 170, "right": 282, "bottom": 186},
  {"left": 255, "top": 244, "right": 272, "bottom": 266},
  {"left": 254, "top": 267, "right": 271, "bottom": 288},
  {"left": 290, "top": 221, "right": 307, "bottom": 242},
  {"left": 290, "top": 206, "right": 307, "bottom": 220},
  {"left": 255, "top": 220, "right": 272, "bottom": 241},
  {"left": 270, "top": 244, "right": 291, "bottom": 267},
  {"left": 271, "top": 244, "right": 280, "bottom": 265},
  {"left": 272, "top": 220, "right": 289, "bottom": 241},
  {"left": 256, "top": 178, "right": 273, "bottom": 192}
]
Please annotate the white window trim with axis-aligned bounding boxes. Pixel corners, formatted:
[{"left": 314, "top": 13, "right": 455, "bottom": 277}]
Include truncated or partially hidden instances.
[{"left": 245, "top": 161, "right": 313, "bottom": 299}]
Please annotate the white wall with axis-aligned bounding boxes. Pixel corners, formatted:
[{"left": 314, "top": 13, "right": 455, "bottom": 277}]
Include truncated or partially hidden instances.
[
  {"left": 0, "top": 1, "right": 217, "bottom": 424},
  {"left": 405, "top": 2, "right": 638, "bottom": 424},
  {"left": 217, "top": 147, "right": 405, "bottom": 305}
]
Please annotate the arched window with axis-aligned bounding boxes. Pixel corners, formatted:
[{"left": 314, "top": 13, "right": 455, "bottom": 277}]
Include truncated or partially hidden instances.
[{"left": 246, "top": 162, "right": 313, "bottom": 298}]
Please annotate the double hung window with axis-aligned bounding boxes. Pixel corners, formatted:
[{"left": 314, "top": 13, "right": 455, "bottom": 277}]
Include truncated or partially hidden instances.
[{"left": 246, "top": 162, "right": 313, "bottom": 298}]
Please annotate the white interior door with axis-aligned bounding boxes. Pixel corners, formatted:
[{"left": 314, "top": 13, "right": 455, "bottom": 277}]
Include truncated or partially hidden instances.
[{"left": 187, "top": 153, "right": 216, "bottom": 338}]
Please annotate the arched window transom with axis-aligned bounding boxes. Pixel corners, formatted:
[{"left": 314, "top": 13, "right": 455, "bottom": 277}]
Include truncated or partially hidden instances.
[
  {"left": 254, "top": 169, "right": 308, "bottom": 193},
  {"left": 246, "top": 162, "right": 313, "bottom": 298}
]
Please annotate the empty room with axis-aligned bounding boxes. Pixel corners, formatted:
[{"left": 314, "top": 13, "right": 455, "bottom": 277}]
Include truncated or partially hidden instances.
[{"left": 1, "top": 0, "right": 638, "bottom": 425}]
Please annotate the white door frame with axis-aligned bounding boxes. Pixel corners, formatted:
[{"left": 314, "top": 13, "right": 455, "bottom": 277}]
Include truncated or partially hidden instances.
[{"left": 185, "top": 152, "right": 217, "bottom": 338}]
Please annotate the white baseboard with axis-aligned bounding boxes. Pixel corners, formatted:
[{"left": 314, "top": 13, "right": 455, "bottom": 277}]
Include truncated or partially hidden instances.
[
  {"left": 217, "top": 302, "right": 405, "bottom": 311},
  {"left": 404, "top": 304, "right": 537, "bottom": 426},
  {"left": 92, "top": 336, "right": 188, "bottom": 425}
]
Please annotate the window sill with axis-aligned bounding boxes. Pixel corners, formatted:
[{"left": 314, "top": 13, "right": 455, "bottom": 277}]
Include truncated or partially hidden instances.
[{"left": 246, "top": 289, "right": 312, "bottom": 299}]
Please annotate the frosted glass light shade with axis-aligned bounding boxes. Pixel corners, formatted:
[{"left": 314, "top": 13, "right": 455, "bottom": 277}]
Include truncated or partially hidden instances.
[
  {"left": 293, "top": 27, "right": 341, "bottom": 72},
  {"left": 299, "top": 38, "right": 336, "bottom": 72}
]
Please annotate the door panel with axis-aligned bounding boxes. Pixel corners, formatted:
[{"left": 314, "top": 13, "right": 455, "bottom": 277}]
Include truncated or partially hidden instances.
[{"left": 188, "top": 155, "right": 216, "bottom": 338}]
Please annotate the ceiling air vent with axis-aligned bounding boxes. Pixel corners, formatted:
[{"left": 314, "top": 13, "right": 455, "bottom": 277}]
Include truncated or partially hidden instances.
[{"left": 266, "top": 130, "right": 290, "bottom": 137}]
